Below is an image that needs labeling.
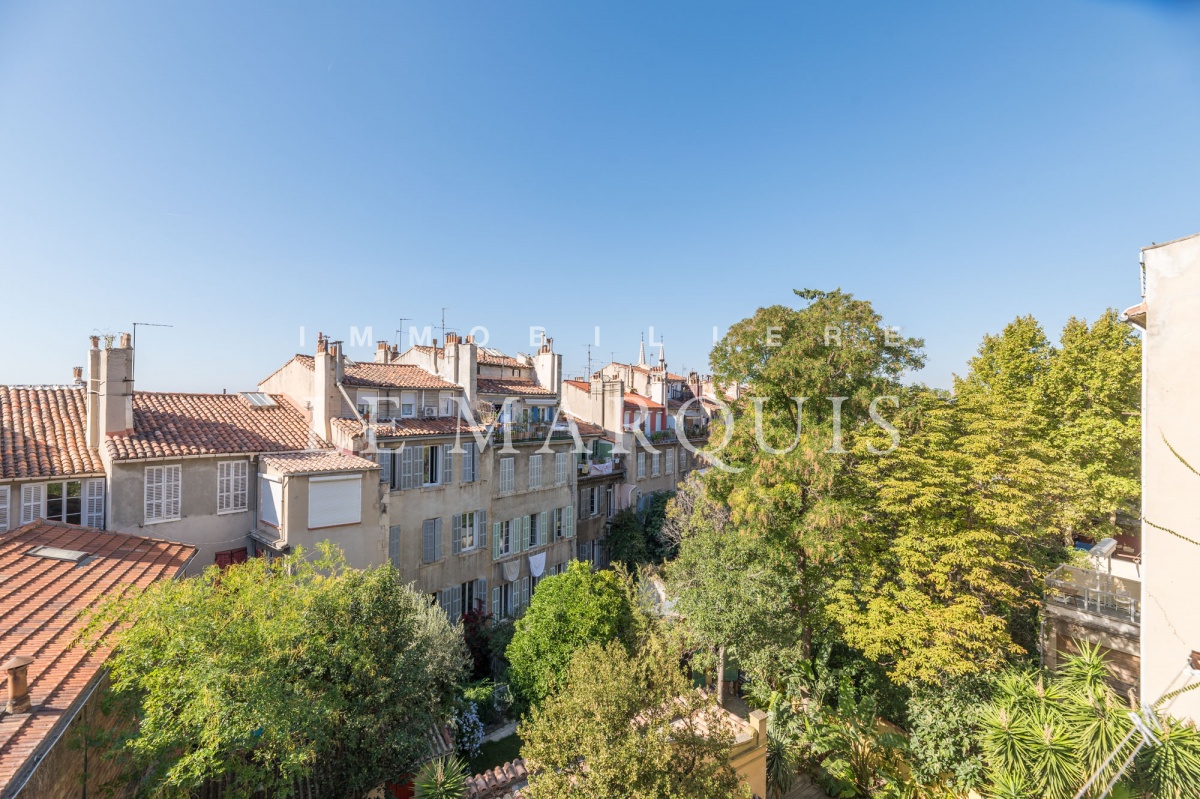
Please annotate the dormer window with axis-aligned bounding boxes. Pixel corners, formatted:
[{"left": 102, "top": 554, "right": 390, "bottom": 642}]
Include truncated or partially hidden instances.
[{"left": 401, "top": 391, "right": 417, "bottom": 418}]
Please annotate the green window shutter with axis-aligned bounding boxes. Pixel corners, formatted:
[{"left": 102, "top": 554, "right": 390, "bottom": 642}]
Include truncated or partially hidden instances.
[
  {"left": 452, "top": 515, "right": 462, "bottom": 555},
  {"left": 442, "top": 444, "right": 454, "bottom": 485},
  {"left": 565, "top": 504, "right": 574, "bottom": 538},
  {"left": 492, "top": 586, "right": 501, "bottom": 617},
  {"left": 492, "top": 522, "right": 502, "bottom": 559},
  {"left": 523, "top": 515, "right": 532, "bottom": 549}
]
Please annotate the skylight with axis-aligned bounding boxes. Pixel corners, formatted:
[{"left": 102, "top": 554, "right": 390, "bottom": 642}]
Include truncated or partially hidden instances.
[
  {"left": 241, "top": 392, "right": 277, "bottom": 407},
  {"left": 27, "top": 545, "right": 91, "bottom": 562}
]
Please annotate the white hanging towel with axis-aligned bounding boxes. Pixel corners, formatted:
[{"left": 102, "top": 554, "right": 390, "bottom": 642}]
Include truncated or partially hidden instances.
[
  {"left": 502, "top": 558, "right": 521, "bottom": 583},
  {"left": 528, "top": 551, "right": 546, "bottom": 578}
]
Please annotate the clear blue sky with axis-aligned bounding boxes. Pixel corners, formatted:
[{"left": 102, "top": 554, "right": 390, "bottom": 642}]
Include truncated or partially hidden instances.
[{"left": 2, "top": 1, "right": 1198, "bottom": 392}]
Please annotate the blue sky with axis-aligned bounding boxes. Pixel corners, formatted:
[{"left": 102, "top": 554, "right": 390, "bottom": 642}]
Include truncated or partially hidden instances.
[{"left": 1, "top": 1, "right": 1198, "bottom": 392}]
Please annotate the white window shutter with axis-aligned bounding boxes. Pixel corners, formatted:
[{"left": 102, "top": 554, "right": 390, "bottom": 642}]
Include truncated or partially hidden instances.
[
  {"left": 235, "top": 462, "right": 248, "bottom": 511},
  {"left": 165, "top": 465, "right": 182, "bottom": 520},
  {"left": 143, "top": 467, "right": 162, "bottom": 522},
  {"left": 217, "top": 462, "right": 230, "bottom": 513},
  {"left": 85, "top": 479, "right": 105, "bottom": 528},
  {"left": 452, "top": 514, "right": 462, "bottom": 554},
  {"left": 442, "top": 444, "right": 454, "bottom": 485},
  {"left": 21, "top": 483, "right": 44, "bottom": 525},
  {"left": 0, "top": 486, "right": 9, "bottom": 531}
]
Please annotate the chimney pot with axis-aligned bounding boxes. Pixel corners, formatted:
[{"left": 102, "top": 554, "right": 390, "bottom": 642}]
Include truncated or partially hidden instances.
[
  {"left": 119, "top": 332, "right": 132, "bottom": 348},
  {"left": 3, "top": 655, "right": 34, "bottom": 714},
  {"left": 89, "top": 336, "right": 100, "bottom": 349},
  {"left": 72, "top": 366, "right": 83, "bottom": 383},
  {"left": 431, "top": 338, "right": 438, "bottom": 349},
  {"left": 377, "top": 341, "right": 387, "bottom": 352}
]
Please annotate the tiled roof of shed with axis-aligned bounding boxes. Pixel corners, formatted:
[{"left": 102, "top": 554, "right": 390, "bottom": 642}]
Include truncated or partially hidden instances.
[
  {"left": 261, "top": 451, "right": 379, "bottom": 474},
  {"left": 290, "top": 355, "right": 458, "bottom": 389},
  {"left": 0, "top": 386, "right": 104, "bottom": 480},
  {"left": 106, "top": 392, "right": 322, "bottom": 461},
  {"left": 476, "top": 379, "right": 555, "bottom": 397},
  {"left": 0, "top": 522, "right": 195, "bottom": 794}
]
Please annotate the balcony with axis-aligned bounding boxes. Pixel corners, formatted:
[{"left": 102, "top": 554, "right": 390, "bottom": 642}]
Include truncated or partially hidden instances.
[
  {"left": 1045, "top": 564, "right": 1140, "bottom": 624},
  {"left": 491, "top": 421, "right": 575, "bottom": 443}
]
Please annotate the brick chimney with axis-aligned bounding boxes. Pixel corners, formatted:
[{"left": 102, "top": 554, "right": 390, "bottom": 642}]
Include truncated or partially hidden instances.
[
  {"left": 3, "top": 655, "right": 33, "bottom": 714},
  {"left": 97, "top": 333, "right": 134, "bottom": 439},
  {"left": 311, "top": 333, "right": 340, "bottom": 442}
]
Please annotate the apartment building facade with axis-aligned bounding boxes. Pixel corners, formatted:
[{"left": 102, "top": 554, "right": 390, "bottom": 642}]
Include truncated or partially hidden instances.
[{"left": 261, "top": 332, "right": 597, "bottom": 621}]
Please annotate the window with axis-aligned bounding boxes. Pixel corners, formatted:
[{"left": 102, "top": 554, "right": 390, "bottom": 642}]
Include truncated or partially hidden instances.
[
  {"left": 461, "top": 442, "right": 478, "bottom": 482},
  {"left": 606, "top": 485, "right": 615, "bottom": 518},
  {"left": 652, "top": 453, "right": 661, "bottom": 476},
  {"left": 388, "top": 525, "right": 401, "bottom": 567},
  {"left": 553, "top": 505, "right": 575, "bottom": 539},
  {"left": 214, "top": 548, "right": 248, "bottom": 568},
  {"left": 529, "top": 454, "right": 542, "bottom": 490},
  {"left": 526, "top": 513, "right": 542, "bottom": 548},
  {"left": 493, "top": 582, "right": 514, "bottom": 619},
  {"left": 453, "top": 509, "right": 487, "bottom": 554},
  {"left": 637, "top": 452, "right": 646, "bottom": 479},
  {"left": 422, "top": 446, "right": 440, "bottom": 486},
  {"left": 499, "top": 457, "right": 515, "bottom": 493},
  {"left": 589, "top": 487, "right": 598, "bottom": 517},
  {"left": 0, "top": 485, "right": 7, "bottom": 532},
  {"left": 440, "top": 392, "right": 455, "bottom": 417},
  {"left": 494, "top": 518, "right": 513, "bottom": 557},
  {"left": 309, "top": 474, "right": 362, "bottom": 528},
  {"left": 579, "top": 541, "right": 594, "bottom": 564},
  {"left": 666, "top": 448, "right": 675, "bottom": 474},
  {"left": 401, "top": 391, "right": 417, "bottom": 418},
  {"left": 46, "top": 480, "right": 83, "bottom": 525},
  {"left": 145, "top": 465, "right": 182, "bottom": 524},
  {"left": 260, "top": 476, "right": 282, "bottom": 528},
  {"left": 218, "top": 461, "right": 249, "bottom": 514},
  {"left": 422, "top": 518, "right": 443, "bottom": 563},
  {"left": 399, "top": 445, "right": 451, "bottom": 489},
  {"left": 555, "top": 452, "right": 568, "bottom": 485}
]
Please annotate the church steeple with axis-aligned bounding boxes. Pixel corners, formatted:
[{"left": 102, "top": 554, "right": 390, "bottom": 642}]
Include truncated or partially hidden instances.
[
  {"left": 638, "top": 333, "right": 647, "bottom": 366},
  {"left": 658, "top": 339, "right": 666, "bottom": 369}
]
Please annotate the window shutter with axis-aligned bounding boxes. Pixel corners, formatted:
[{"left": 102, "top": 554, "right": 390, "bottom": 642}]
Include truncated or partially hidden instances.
[
  {"left": 435, "top": 517, "right": 443, "bottom": 560},
  {"left": 218, "top": 462, "right": 231, "bottom": 513},
  {"left": 85, "top": 479, "right": 105, "bottom": 529},
  {"left": 165, "top": 465, "right": 182, "bottom": 520},
  {"left": 564, "top": 504, "right": 574, "bottom": 538},
  {"left": 0, "top": 486, "right": 9, "bottom": 532},
  {"left": 492, "top": 521, "right": 502, "bottom": 559},
  {"left": 380, "top": 448, "right": 393, "bottom": 486},
  {"left": 514, "top": 518, "right": 524, "bottom": 553},
  {"left": 442, "top": 444, "right": 454, "bottom": 485},
  {"left": 308, "top": 475, "right": 361, "bottom": 528},
  {"left": 452, "top": 586, "right": 462, "bottom": 621},
  {"left": 523, "top": 515, "right": 532, "bottom": 549},
  {"left": 388, "top": 525, "right": 401, "bottom": 567},
  {"left": 539, "top": 512, "right": 548, "bottom": 545},
  {"left": 452, "top": 514, "right": 462, "bottom": 554},
  {"left": 20, "top": 483, "right": 43, "bottom": 525},
  {"left": 520, "top": 576, "right": 530, "bottom": 612},
  {"left": 462, "top": 443, "right": 475, "bottom": 482},
  {"left": 234, "top": 462, "right": 248, "bottom": 511},
  {"left": 260, "top": 477, "right": 282, "bottom": 528},
  {"left": 143, "top": 467, "right": 161, "bottom": 522},
  {"left": 492, "top": 586, "right": 501, "bottom": 617},
  {"left": 475, "top": 578, "right": 488, "bottom": 613},
  {"left": 401, "top": 447, "right": 415, "bottom": 490},
  {"left": 479, "top": 510, "right": 487, "bottom": 549},
  {"left": 422, "top": 519, "right": 437, "bottom": 563}
]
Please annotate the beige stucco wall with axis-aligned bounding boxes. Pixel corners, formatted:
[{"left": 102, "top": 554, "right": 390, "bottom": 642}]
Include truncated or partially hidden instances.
[
  {"left": 105, "top": 456, "right": 259, "bottom": 574},
  {"left": 1140, "top": 232, "right": 1200, "bottom": 721},
  {"left": 270, "top": 469, "right": 384, "bottom": 569}
]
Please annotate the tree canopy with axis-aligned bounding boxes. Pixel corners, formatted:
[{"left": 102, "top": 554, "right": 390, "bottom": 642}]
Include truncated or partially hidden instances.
[
  {"left": 519, "top": 637, "right": 750, "bottom": 799},
  {"left": 505, "top": 560, "right": 643, "bottom": 708},
  {"left": 87, "top": 545, "right": 468, "bottom": 798}
]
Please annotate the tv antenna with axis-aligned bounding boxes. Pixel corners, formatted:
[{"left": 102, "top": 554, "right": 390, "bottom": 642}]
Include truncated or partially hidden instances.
[
  {"left": 394, "top": 318, "right": 410, "bottom": 348},
  {"left": 131, "top": 322, "right": 173, "bottom": 385}
]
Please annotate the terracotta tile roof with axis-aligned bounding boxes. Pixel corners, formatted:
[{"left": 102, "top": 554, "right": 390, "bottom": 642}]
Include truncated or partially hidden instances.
[
  {"left": 1, "top": 387, "right": 104, "bottom": 480},
  {"left": 290, "top": 355, "right": 458, "bottom": 390},
  {"left": 563, "top": 415, "right": 605, "bottom": 438},
  {"left": 563, "top": 379, "right": 590, "bottom": 392},
  {"left": 477, "top": 350, "right": 522, "bottom": 368},
  {"left": 0, "top": 522, "right": 195, "bottom": 794},
  {"left": 106, "top": 392, "right": 323, "bottom": 461},
  {"left": 476, "top": 379, "right": 555, "bottom": 397},
  {"left": 333, "top": 417, "right": 488, "bottom": 439},
  {"left": 563, "top": 380, "right": 663, "bottom": 410},
  {"left": 261, "top": 451, "right": 379, "bottom": 475},
  {"left": 467, "top": 757, "right": 528, "bottom": 798}
]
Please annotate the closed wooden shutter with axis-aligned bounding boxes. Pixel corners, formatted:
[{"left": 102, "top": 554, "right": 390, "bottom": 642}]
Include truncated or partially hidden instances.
[
  {"left": 260, "top": 477, "right": 283, "bottom": 528},
  {"left": 478, "top": 510, "right": 487, "bottom": 549},
  {"left": 451, "top": 586, "right": 463, "bottom": 621},
  {"left": 452, "top": 514, "right": 462, "bottom": 555},
  {"left": 492, "top": 521, "right": 502, "bottom": 559},
  {"left": 474, "top": 578, "right": 488, "bottom": 613},
  {"left": 380, "top": 448, "right": 393, "bottom": 486},
  {"left": 442, "top": 444, "right": 453, "bottom": 485},
  {"left": 492, "top": 586, "right": 501, "bottom": 617},
  {"left": 423, "top": 519, "right": 437, "bottom": 563},
  {"left": 520, "top": 576, "right": 530, "bottom": 611},
  {"left": 388, "top": 525, "right": 401, "bottom": 567},
  {"left": 308, "top": 475, "right": 361, "bottom": 528},
  {"left": 164, "top": 465, "right": 182, "bottom": 520},
  {"left": 513, "top": 518, "right": 524, "bottom": 553},
  {"left": 523, "top": 515, "right": 532, "bottom": 548},
  {"left": 218, "top": 462, "right": 232, "bottom": 513},
  {"left": 462, "top": 443, "right": 475, "bottom": 482},
  {"left": 539, "top": 511, "right": 548, "bottom": 544},
  {"left": 0, "top": 486, "right": 9, "bottom": 531},
  {"left": 143, "top": 467, "right": 162, "bottom": 522},
  {"left": 85, "top": 479, "right": 105, "bottom": 529},
  {"left": 564, "top": 504, "right": 574, "bottom": 538},
  {"left": 400, "top": 447, "right": 416, "bottom": 490}
]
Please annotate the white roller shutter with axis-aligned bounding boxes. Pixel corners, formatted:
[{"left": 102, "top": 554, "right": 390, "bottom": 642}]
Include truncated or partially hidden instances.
[
  {"left": 260, "top": 476, "right": 283, "bottom": 528},
  {"left": 308, "top": 475, "right": 362, "bottom": 529}
]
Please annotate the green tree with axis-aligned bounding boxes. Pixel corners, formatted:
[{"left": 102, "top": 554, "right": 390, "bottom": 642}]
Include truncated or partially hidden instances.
[
  {"left": 607, "top": 491, "right": 676, "bottom": 568},
  {"left": 87, "top": 545, "right": 468, "bottom": 798},
  {"left": 704, "top": 288, "right": 925, "bottom": 669},
  {"left": 519, "top": 638, "right": 750, "bottom": 799},
  {"left": 505, "top": 561, "right": 643, "bottom": 708}
]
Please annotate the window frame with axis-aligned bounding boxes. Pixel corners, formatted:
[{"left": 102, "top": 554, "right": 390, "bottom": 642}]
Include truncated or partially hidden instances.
[
  {"left": 217, "top": 460, "right": 250, "bottom": 515},
  {"left": 144, "top": 465, "right": 182, "bottom": 525}
]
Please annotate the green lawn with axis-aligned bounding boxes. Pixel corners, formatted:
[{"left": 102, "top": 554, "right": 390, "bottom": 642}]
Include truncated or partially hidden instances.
[{"left": 468, "top": 732, "right": 523, "bottom": 775}]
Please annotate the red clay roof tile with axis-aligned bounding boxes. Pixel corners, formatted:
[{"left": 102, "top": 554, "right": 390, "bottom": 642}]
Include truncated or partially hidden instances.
[{"left": 0, "top": 387, "right": 104, "bottom": 480}]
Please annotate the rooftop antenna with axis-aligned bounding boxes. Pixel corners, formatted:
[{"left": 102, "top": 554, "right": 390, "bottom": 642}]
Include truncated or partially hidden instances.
[
  {"left": 440, "top": 307, "right": 447, "bottom": 345},
  {"left": 394, "top": 318, "right": 410, "bottom": 348},
  {"left": 131, "top": 322, "right": 173, "bottom": 387},
  {"left": 586, "top": 344, "right": 592, "bottom": 378}
]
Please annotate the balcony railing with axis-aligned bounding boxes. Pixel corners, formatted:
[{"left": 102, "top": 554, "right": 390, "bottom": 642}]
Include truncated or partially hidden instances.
[
  {"left": 1045, "top": 564, "right": 1140, "bottom": 624},
  {"left": 491, "top": 421, "right": 574, "bottom": 442}
]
